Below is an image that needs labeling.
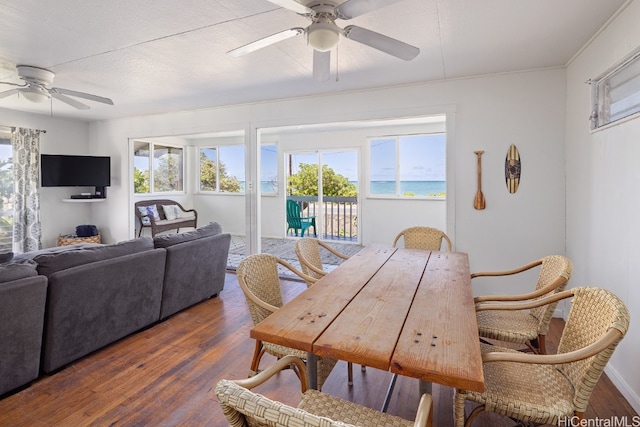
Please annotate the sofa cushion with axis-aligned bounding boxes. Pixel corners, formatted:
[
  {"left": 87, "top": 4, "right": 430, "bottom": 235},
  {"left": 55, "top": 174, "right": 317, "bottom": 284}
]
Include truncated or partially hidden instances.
[
  {"left": 34, "top": 237, "right": 154, "bottom": 277},
  {"left": 153, "top": 222, "right": 222, "bottom": 249},
  {"left": 12, "top": 243, "right": 102, "bottom": 263},
  {"left": 0, "top": 261, "right": 38, "bottom": 283}
]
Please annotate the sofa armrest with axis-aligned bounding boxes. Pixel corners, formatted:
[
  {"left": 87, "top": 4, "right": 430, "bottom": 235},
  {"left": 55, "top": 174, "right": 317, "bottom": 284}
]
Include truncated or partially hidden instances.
[
  {"left": 0, "top": 276, "right": 48, "bottom": 395},
  {"left": 159, "top": 233, "right": 230, "bottom": 319}
]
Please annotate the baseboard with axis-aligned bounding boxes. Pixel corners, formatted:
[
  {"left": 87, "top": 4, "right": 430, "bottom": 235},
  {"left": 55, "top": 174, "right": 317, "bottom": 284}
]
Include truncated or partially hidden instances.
[{"left": 605, "top": 363, "right": 640, "bottom": 414}]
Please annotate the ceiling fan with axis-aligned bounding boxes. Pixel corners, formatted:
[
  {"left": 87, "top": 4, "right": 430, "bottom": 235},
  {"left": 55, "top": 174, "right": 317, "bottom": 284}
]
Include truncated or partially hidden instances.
[
  {"left": 0, "top": 65, "right": 114, "bottom": 110},
  {"left": 227, "top": 0, "right": 420, "bottom": 81}
]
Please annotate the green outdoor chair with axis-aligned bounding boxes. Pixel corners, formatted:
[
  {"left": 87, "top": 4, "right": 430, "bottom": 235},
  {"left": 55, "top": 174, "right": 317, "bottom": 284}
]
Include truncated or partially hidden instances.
[{"left": 286, "top": 200, "right": 317, "bottom": 237}]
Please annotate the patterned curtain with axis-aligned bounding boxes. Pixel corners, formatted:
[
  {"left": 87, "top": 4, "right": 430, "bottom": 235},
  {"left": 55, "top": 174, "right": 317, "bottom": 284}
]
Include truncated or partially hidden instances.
[{"left": 11, "top": 127, "right": 42, "bottom": 252}]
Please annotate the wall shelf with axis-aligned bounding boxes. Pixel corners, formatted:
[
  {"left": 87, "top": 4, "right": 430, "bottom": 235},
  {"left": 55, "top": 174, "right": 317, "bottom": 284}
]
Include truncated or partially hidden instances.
[{"left": 62, "top": 198, "right": 106, "bottom": 203}]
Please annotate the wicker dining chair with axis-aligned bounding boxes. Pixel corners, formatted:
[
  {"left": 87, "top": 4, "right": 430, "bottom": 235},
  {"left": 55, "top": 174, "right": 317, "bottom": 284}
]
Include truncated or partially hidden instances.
[
  {"left": 472, "top": 255, "right": 573, "bottom": 354},
  {"left": 294, "top": 237, "right": 350, "bottom": 287},
  {"left": 236, "top": 253, "right": 339, "bottom": 390},
  {"left": 294, "top": 237, "right": 365, "bottom": 385},
  {"left": 216, "top": 355, "right": 433, "bottom": 427},
  {"left": 455, "top": 286, "right": 630, "bottom": 427},
  {"left": 392, "top": 226, "right": 452, "bottom": 251}
]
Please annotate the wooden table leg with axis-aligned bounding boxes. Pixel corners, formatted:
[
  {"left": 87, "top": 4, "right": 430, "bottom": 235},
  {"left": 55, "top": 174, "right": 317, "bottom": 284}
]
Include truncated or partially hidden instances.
[{"left": 307, "top": 352, "right": 318, "bottom": 390}]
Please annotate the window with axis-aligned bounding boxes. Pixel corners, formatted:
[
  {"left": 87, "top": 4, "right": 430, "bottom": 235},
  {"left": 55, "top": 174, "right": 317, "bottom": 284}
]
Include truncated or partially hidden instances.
[
  {"left": 369, "top": 133, "right": 446, "bottom": 198},
  {"left": 0, "top": 135, "right": 12, "bottom": 250},
  {"left": 261, "top": 144, "right": 278, "bottom": 194},
  {"left": 591, "top": 49, "right": 640, "bottom": 129},
  {"left": 133, "top": 140, "right": 184, "bottom": 194},
  {"left": 199, "top": 145, "right": 244, "bottom": 193},
  {"left": 199, "top": 143, "right": 277, "bottom": 194}
]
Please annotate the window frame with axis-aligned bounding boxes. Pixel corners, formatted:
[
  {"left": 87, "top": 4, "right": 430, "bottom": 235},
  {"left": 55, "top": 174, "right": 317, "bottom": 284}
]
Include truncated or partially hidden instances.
[
  {"left": 197, "top": 142, "right": 279, "bottom": 195},
  {"left": 0, "top": 134, "right": 13, "bottom": 251},
  {"left": 260, "top": 143, "right": 278, "bottom": 195},
  {"left": 367, "top": 132, "right": 446, "bottom": 200},
  {"left": 197, "top": 143, "right": 245, "bottom": 194},
  {"left": 590, "top": 48, "right": 640, "bottom": 130},
  {"left": 133, "top": 140, "right": 185, "bottom": 195}
]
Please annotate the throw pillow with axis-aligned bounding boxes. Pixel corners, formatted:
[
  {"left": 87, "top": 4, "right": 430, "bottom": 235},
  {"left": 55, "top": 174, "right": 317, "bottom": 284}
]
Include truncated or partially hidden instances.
[
  {"left": 138, "top": 205, "right": 160, "bottom": 225},
  {"left": 162, "top": 205, "right": 179, "bottom": 221},
  {"left": 76, "top": 224, "right": 99, "bottom": 237}
]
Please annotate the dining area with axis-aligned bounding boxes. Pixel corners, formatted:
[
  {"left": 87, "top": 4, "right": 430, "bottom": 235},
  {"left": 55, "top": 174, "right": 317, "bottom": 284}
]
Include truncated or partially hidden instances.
[{"left": 216, "top": 226, "right": 631, "bottom": 427}]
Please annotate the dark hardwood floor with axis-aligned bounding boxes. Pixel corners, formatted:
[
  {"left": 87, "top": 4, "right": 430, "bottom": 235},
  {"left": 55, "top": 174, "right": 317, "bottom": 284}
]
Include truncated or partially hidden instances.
[{"left": 0, "top": 273, "right": 636, "bottom": 426}]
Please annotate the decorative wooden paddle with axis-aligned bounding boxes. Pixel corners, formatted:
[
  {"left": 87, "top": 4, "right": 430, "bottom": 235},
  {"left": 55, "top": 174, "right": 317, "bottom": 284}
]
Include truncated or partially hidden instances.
[{"left": 474, "top": 150, "right": 486, "bottom": 210}]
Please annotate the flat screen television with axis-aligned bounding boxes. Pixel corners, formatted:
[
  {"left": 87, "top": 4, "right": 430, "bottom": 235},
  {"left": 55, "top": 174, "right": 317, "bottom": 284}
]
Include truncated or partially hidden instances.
[{"left": 41, "top": 154, "right": 111, "bottom": 198}]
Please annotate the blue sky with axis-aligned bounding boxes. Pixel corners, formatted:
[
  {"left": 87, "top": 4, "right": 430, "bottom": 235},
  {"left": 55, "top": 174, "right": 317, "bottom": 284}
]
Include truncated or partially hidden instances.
[
  {"left": 371, "top": 134, "right": 446, "bottom": 181},
  {"left": 142, "top": 133, "right": 446, "bottom": 183}
]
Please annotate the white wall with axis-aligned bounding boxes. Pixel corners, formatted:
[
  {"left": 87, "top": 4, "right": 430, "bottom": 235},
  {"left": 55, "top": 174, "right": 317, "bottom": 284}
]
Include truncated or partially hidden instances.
[
  {"left": 565, "top": 0, "right": 640, "bottom": 412},
  {"left": 89, "top": 68, "right": 566, "bottom": 293},
  {"left": 0, "top": 107, "right": 92, "bottom": 248}
]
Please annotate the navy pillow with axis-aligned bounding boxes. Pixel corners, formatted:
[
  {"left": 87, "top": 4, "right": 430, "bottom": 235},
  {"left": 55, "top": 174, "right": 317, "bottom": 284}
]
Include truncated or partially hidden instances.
[
  {"left": 76, "top": 225, "right": 99, "bottom": 237},
  {"left": 0, "top": 251, "right": 14, "bottom": 264}
]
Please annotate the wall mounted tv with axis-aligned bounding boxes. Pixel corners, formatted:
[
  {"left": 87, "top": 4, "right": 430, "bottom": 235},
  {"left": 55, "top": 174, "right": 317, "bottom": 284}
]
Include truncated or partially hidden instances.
[{"left": 41, "top": 154, "right": 111, "bottom": 198}]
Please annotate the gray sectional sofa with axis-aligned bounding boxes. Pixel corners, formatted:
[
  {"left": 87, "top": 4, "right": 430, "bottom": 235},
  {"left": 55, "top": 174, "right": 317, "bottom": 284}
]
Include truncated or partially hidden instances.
[
  {"left": 0, "top": 222, "right": 230, "bottom": 396},
  {"left": 0, "top": 263, "right": 47, "bottom": 396}
]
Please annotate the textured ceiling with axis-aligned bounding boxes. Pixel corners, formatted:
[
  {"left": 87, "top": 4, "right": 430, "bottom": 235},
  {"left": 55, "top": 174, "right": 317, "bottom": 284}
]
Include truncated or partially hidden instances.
[{"left": 0, "top": 0, "right": 628, "bottom": 121}]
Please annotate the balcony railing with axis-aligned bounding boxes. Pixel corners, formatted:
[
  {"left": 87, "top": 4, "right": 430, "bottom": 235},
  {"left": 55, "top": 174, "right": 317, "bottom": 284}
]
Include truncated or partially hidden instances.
[{"left": 287, "top": 196, "right": 358, "bottom": 241}]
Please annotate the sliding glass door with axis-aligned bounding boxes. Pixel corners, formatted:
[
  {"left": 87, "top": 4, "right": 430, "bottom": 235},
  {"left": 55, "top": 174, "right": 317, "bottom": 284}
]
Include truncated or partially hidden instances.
[{"left": 285, "top": 149, "right": 359, "bottom": 243}]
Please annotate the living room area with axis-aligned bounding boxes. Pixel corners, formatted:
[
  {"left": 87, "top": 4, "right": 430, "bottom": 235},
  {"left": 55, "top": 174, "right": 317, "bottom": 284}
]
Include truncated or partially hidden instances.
[{"left": 1, "top": 0, "right": 640, "bottom": 424}]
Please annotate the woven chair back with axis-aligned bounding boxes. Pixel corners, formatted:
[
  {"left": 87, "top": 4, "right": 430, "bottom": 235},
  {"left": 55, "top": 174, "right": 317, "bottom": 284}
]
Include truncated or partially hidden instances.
[
  {"left": 392, "top": 226, "right": 452, "bottom": 251},
  {"left": 529, "top": 255, "right": 573, "bottom": 332},
  {"left": 236, "top": 253, "right": 284, "bottom": 327},
  {"left": 558, "top": 287, "right": 630, "bottom": 412}
]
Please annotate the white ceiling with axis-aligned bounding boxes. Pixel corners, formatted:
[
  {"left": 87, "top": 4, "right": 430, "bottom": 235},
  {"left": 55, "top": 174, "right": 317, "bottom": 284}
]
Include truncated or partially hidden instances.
[{"left": 0, "top": 0, "right": 628, "bottom": 122}]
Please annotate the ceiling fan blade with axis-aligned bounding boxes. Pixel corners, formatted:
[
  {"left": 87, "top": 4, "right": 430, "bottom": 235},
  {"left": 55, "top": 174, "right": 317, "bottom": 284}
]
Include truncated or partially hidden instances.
[
  {"left": 313, "top": 50, "right": 330, "bottom": 81},
  {"left": 51, "top": 92, "right": 90, "bottom": 110},
  {"left": 0, "top": 88, "right": 21, "bottom": 99},
  {"left": 336, "top": 0, "right": 406, "bottom": 19},
  {"left": 343, "top": 25, "right": 419, "bottom": 60},
  {"left": 228, "top": 28, "right": 305, "bottom": 57},
  {"left": 267, "top": 0, "right": 314, "bottom": 14},
  {"left": 51, "top": 87, "right": 114, "bottom": 105},
  {"left": 0, "top": 81, "right": 25, "bottom": 88}
]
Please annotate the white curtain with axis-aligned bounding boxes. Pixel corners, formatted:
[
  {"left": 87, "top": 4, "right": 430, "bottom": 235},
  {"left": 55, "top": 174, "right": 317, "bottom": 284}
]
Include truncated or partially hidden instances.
[{"left": 11, "top": 127, "right": 42, "bottom": 252}]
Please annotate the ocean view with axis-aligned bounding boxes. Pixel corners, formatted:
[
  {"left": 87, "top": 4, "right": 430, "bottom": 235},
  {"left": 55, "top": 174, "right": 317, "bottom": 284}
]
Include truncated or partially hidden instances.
[
  {"left": 254, "top": 180, "right": 445, "bottom": 196},
  {"left": 370, "top": 180, "right": 445, "bottom": 196}
]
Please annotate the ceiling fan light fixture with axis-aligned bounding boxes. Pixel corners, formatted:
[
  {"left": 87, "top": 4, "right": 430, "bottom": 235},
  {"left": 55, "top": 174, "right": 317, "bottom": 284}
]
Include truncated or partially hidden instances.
[
  {"left": 307, "top": 22, "right": 340, "bottom": 52},
  {"left": 21, "top": 87, "right": 50, "bottom": 103}
]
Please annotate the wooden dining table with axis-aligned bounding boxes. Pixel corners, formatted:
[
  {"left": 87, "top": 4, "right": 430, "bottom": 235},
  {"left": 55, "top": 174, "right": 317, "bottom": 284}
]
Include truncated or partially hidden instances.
[{"left": 250, "top": 244, "right": 484, "bottom": 394}]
